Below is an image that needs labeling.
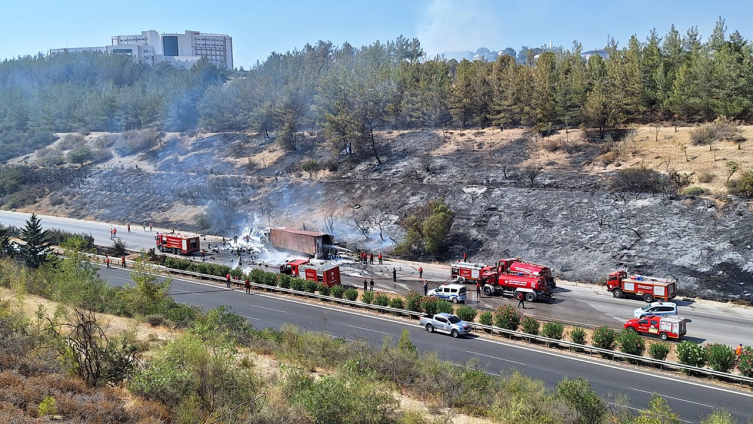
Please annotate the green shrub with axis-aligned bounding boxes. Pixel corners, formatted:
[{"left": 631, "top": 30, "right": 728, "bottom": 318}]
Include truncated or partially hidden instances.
[
  {"left": 479, "top": 311, "right": 493, "bottom": 326},
  {"left": 318, "top": 284, "right": 331, "bottom": 297},
  {"left": 331, "top": 285, "right": 345, "bottom": 299},
  {"left": 290, "top": 279, "right": 305, "bottom": 292},
  {"left": 405, "top": 291, "right": 422, "bottom": 312},
  {"left": 705, "top": 343, "right": 736, "bottom": 372},
  {"left": 361, "top": 291, "right": 374, "bottom": 304},
  {"left": 683, "top": 186, "right": 708, "bottom": 196},
  {"left": 542, "top": 322, "right": 564, "bottom": 340},
  {"left": 609, "top": 167, "right": 665, "bottom": 193},
  {"left": 388, "top": 297, "right": 404, "bottom": 310},
  {"left": 648, "top": 342, "right": 671, "bottom": 361},
  {"left": 677, "top": 341, "right": 707, "bottom": 372},
  {"left": 344, "top": 289, "right": 359, "bottom": 301},
  {"left": 493, "top": 304, "right": 521, "bottom": 331},
  {"left": 738, "top": 347, "right": 753, "bottom": 377},
  {"left": 556, "top": 377, "right": 607, "bottom": 424},
  {"left": 570, "top": 327, "right": 587, "bottom": 345},
  {"left": 592, "top": 326, "right": 617, "bottom": 351},
  {"left": 278, "top": 274, "right": 292, "bottom": 289},
  {"left": 420, "top": 296, "right": 439, "bottom": 314},
  {"left": 436, "top": 300, "right": 454, "bottom": 314},
  {"left": 731, "top": 170, "right": 753, "bottom": 197},
  {"left": 520, "top": 316, "right": 540, "bottom": 336},
  {"left": 38, "top": 395, "right": 57, "bottom": 417},
  {"left": 304, "top": 280, "right": 318, "bottom": 293},
  {"left": 261, "top": 272, "right": 277, "bottom": 286},
  {"left": 250, "top": 268, "right": 266, "bottom": 283},
  {"left": 68, "top": 147, "right": 92, "bottom": 164},
  {"left": 618, "top": 329, "right": 646, "bottom": 359},
  {"left": 373, "top": 293, "right": 390, "bottom": 307},
  {"left": 455, "top": 305, "right": 477, "bottom": 322}
]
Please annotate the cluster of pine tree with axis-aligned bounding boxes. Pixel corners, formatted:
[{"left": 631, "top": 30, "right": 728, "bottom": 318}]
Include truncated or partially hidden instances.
[{"left": 1, "top": 19, "right": 752, "bottom": 162}]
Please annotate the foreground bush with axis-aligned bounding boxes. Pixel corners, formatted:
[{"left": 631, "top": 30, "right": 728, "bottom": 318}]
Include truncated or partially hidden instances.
[
  {"left": 738, "top": 347, "right": 753, "bottom": 377},
  {"left": 304, "top": 280, "right": 318, "bottom": 293},
  {"left": 405, "top": 291, "right": 422, "bottom": 312},
  {"left": 520, "top": 316, "right": 540, "bottom": 336},
  {"left": 388, "top": 297, "right": 404, "bottom": 310},
  {"left": 344, "top": 289, "right": 358, "bottom": 301},
  {"left": 436, "top": 299, "right": 454, "bottom": 314},
  {"left": 592, "top": 326, "right": 617, "bottom": 351},
  {"left": 705, "top": 343, "right": 736, "bottom": 372},
  {"left": 649, "top": 342, "right": 671, "bottom": 361},
  {"left": 331, "top": 284, "right": 344, "bottom": 299},
  {"left": 373, "top": 293, "right": 390, "bottom": 307},
  {"left": 361, "top": 291, "right": 374, "bottom": 304},
  {"left": 570, "top": 327, "right": 587, "bottom": 346},
  {"left": 455, "top": 305, "right": 477, "bottom": 322},
  {"left": 542, "top": 322, "right": 564, "bottom": 340},
  {"left": 677, "top": 341, "right": 707, "bottom": 372},
  {"left": 618, "top": 329, "right": 646, "bottom": 359},
  {"left": 419, "top": 296, "right": 439, "bottom": 314},
  {"left": 556, "top": 377, "right": 607, "bottom": 424},
  {"left": 278, "top": 274, "right": 292, "bottom": 289},
  {"left": 493, "top": 305, "right": 521, "bottom": 331},
  {"left": 317, "top": 284, "right": 330, "bottom": 297},
  {"left": 479, "top": 311, "right": 493, "bottom": 326}
]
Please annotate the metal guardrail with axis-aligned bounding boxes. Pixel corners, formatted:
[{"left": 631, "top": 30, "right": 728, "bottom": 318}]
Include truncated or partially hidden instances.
[{"left": 87, "top": 253, "right": 753, "bottom": 386}]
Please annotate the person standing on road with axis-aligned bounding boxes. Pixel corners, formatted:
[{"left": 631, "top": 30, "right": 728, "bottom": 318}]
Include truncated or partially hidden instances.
[
  {"left": 363, "top": 279, "right": 368, "bottom": 292},
  {"left": 737, "top": 344, "right": 744, "bottom": 360},
  {"left": 378, "top": 253, "right": 383, "bottom": 264},
  {"left": 121, "top": 256, "right": 126, "bottom": 268},
  {"left": 105, "top": 256, "right": 111, "bottom": 269},
  {"left": 226, "top": 273, "right": 231, "bottom": 288},
  {"left": 418, "top": 266, "right": 423, "bottom": 279},
  {"left": 113, "top": 228, "right": 117, "bottom": 238},
  {"left": 476, "top": 282, "right": 481, "bottom": 300},
  {"left": 127, "top": 223, "right": 130, "bottom": 233},
  {"left": 149, "top": 223, "right": 153, "bottom": 232},
  {"left": 423, "top": 280, "right": 428, "bottom": 296},
  {"left": 369, "top": 253, "right": 374, "bottom": 265},
  {"left": 370, "top": 279, "right": 374, "bottom": 291},
  {"left": 143, "top": 222, "right": 146, "bottom": 231},
  {"left": 517, "top": 292, "right": 525, "bottom": 309},
  {"left": 463, "top": 251, "right": 467, "bottom": 262},
  {"left": 245, "top": 278, "right": 251, "bottom": 294},
  {"left": 392, "top": 267, "right": 397, "bottom": 283}
]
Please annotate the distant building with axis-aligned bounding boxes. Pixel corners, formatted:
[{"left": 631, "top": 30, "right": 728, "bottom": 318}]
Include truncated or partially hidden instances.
[
  {"left": 50, "top": 30, "right": 233, "bottom": 69},
  {"left": 581, "top": 50, "right": 609, "bottom": 60}
]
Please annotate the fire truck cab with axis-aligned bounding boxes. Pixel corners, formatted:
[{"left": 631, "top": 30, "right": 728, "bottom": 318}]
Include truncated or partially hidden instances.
[{"left": 280, "top": 259, "right": 341, "bottom": 287}]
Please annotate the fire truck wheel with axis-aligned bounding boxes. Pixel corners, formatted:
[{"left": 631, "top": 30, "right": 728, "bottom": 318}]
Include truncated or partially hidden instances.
[
  {"left": 525, "top": 292, "right": 535, "bottom": 302},
  {"left": 643, "top": 293, "right": 655, "bottom": 303},
  {"left": 425, "top": 324, "right": 434, "bottom": 333},
  {"left": 451, "top": 329, "right": 459, "bottom": 338},
  {"left": 457, "top": 277, "right": 465, "bottom": 283},
  {"left": 484, "top": 286, "right": 493, "bottom": 296},
  {"left": 158, "top": 246, "right": 163, "bottom": 252},
  {"left": 613, "top": 289, "right": 624, "bottom": 298},
  {"left": 660, "top": 332, "right": 668, "bottom": 341}
]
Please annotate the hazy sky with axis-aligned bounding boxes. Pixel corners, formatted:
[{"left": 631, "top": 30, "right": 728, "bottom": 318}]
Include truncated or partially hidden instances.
[{"left": 3, "top": 0, "right": 753, "bottom": 68}]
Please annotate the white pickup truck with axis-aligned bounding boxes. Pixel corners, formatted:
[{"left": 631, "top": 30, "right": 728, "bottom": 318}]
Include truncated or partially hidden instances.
[{"left": 419, "top": 313, "right": 472, "bottom": 338}]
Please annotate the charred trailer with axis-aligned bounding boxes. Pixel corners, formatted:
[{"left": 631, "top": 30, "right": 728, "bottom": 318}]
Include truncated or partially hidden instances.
[
  {"left": 269, "top": 228, "right": 334, "bottom": 259},
  {"left": 280, "top": 259, "right": 341, "bottom": 287},
  {"left": 156, "top": 233, "right": 200, "bottom": 255}
]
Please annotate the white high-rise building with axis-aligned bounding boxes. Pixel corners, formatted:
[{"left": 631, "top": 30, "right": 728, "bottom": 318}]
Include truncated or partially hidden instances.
[{"left": 51, "top": 30, "right": 233, "bottom": 70}]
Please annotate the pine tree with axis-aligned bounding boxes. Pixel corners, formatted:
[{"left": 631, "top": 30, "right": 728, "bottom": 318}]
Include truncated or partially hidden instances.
[
  {"left": 20, "top": 213, "right": 52, "bottom": 268},
  {"left": 0, "top": 223, "right": 12, "bottom": 257}
]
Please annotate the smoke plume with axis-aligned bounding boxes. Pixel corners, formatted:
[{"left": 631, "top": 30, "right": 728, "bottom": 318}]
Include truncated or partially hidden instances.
[{"left": 416, "top": 0, "right": 504, "bottom": 57}]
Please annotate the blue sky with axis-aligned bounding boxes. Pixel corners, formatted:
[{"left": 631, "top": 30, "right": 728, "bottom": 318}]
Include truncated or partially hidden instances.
[{"left": 3, "top": 0, "right": 753, "bottom": 68}]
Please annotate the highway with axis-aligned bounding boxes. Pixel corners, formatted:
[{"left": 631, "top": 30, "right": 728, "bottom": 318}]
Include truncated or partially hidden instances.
[
  {"left": 3, "top": 210, "right": 752, "bottom": 347},
  {"left": 96, "top": 265, "right": 753, "bottom": 423}
]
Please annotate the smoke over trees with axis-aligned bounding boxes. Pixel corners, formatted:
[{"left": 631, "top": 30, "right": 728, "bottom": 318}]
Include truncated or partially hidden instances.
[{"left": 3, "top": 19, "right": 753, "bottom": 164}]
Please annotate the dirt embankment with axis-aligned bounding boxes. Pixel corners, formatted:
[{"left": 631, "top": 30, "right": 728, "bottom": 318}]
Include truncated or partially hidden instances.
[{"left": 11, "top": 126, "right": 753, "bottom": 300}]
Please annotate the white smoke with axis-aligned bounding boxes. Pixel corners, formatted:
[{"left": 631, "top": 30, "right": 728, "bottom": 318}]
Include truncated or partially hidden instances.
[{"left": 416, "top": 0, "right": 504, "bottom": 57}]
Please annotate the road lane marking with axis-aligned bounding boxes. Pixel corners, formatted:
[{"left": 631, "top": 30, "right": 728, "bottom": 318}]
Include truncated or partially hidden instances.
[
  {"left": 124, "top": 271, "right": 753, "bottom": 402},
  {"left": 346, "top": 324, "right": 390, "bottom": 335},
  {"left": 466, "top": 351, "right": 527, "bottom": 366},
  {"left": 241, "top": 315, "right": 260, "bottom": 321},
  {"left": 250, "top": 304, "right": 287, "bottom": 313},
  {"left": 629, "top": 388, "right": 713, "bottom": 408}
]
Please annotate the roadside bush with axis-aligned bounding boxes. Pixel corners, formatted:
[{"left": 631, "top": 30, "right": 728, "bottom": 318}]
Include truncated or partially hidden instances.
[
  {"left": 705, "top": 343, "right": 736, "bottom": 373},
  {"left": 592, "top": 326, "right": 617, "bottom": 351},
  {"left": 493, "top": 304, "right": 521, "bottom": 331},
  {"left": 649, "top": 342, "right": 671, "bottom": 361},
  {"left": 542, "top": 322, "right": 564, "bottom": 340},
  {"left": 520, "top": 316, "right": 540, "bottom": 336},
  {"left": 405, "top": 291, "right": 422, "bottom": 312},
  {"left": 373, "top": 293, "right": 390, "bottom": 307},
  {"left": 290, "top": 279, "right": 305, "bottom": 292},
  {"left": 455, "top": 305, "right": 477, "bottom": 322},
  {"left": 261, "top": 272, "right": 277, "bottom": 286},
  {"left": 331, "top": 284, "right": 344, "bottom": 298},
  {"left": 609, "top": 167, "right": 665, "bottom": 193},
  {"left": 361, "top": 291, "right": 374, "bottom": 304},
  {"left": 738, "top": 347, "right": 753, "bottom": 377},
  {"left": 729, "top": 170, "right": 753, "bottom": 198},
  {"left": 317, "top": 284, "right": 330, "bottom": 297},
  {"left": 420, "top": 296, "right": 439, "bottom": 314},
  {"left": 683, "top": 186, "right": 708, "bottom": 196},
  {"left": 437, "top": 300, "right": 454, "bottom": 314},
  {"left": 304, "top": 280, "right": 318, "bottom": 293},
  {"left": 388, "top": 297, "right": 403, "bottom": 310},
  {"left": 249, "top": 268, "right": 264, "bottom": 284},
  {"left": 618, "top": 329, "right": 646, "bottom": 359},
  {"left": 556, "top": 377, "right": 607, "bottom": 424},
  {"left": 479, "top": 311, "right": 493, "bottom": 326},
  {"left": 343, "top": 289, "right": 358, "bottom": 301},
  {"left": 570, "top": 327, "right": 587, "bottom": 345},
  {"left": 278, "top": 274, "right": 292, "bottom": 289},
  {"left": 677, "top": 341, "right": 707, "bottom": 372}
]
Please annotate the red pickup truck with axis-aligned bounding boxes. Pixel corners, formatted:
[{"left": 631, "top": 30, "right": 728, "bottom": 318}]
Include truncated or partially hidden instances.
[{"left": 624, "top": 315, "right": 687, "bottom": 340}]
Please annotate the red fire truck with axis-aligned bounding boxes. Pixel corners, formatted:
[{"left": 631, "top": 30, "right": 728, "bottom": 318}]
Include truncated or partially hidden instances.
[
  {"left": 624, "top": 315, "right": 687, "bottom": 340},
  {"left": 155, "top": 233, "right": 201, "bottom": 255},
  {"left": 280, "top": 259, "right": 341, "bottom": 287},
  {"left": 451, "top": 258, "right": 556, "bottom": 289},
  {"left": 607, "top": 271, "right": 677, "bottom": 302}
]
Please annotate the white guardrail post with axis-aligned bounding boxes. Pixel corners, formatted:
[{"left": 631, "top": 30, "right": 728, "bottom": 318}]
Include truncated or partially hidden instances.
[{"left": 86, "top": 252, "right": 753, "bottom": 386}]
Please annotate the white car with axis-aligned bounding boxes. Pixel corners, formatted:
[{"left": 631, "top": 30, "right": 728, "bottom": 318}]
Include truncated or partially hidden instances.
[{"left": 634, "top": 302, "right": 677, "bottom": 318}]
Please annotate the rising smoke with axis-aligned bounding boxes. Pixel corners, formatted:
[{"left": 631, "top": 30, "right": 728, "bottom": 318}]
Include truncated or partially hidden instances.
[{"left": 416, "top": 0, "right": 504, "bottom": 57}]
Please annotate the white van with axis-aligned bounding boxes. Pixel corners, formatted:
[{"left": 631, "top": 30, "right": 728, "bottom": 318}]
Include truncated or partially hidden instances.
[{"left": 427, "top": 284, "right": 468, "bottom": 304}]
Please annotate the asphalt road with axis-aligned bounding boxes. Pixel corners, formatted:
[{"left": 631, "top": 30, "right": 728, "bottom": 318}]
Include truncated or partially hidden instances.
[
  {"left": 97, "top": 266, "right": 753, "bottom": 423},
  {"left": 3, "top": 210, "right": 752, "bottom": 348}
]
